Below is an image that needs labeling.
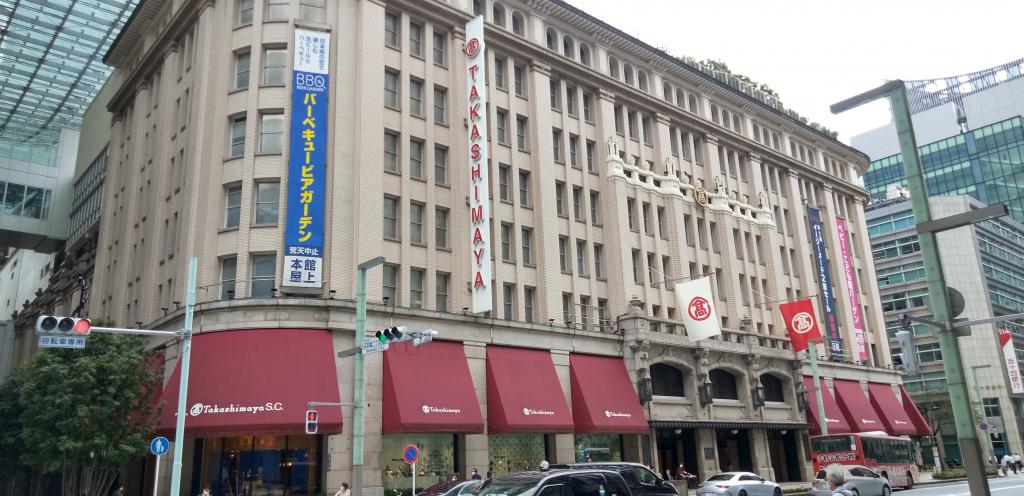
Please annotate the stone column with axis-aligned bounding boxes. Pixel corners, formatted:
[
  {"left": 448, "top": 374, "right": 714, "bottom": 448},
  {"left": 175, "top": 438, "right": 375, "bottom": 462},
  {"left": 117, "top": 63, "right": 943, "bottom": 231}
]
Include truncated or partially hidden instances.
[
  {"left": 463, "top": 341, "right": 489, "bottom": 479},
  {"left": 748, "top": 429, "right": 775, "bottom": 479},
  {"left": 696, "top": 429, "right": 720, "bottom": 479},
  {"left": 551, "top": 349, "right": 575, "bottom": 463},
  {"left": 526, "top": 61, "right": 562, "bottom": 322}
]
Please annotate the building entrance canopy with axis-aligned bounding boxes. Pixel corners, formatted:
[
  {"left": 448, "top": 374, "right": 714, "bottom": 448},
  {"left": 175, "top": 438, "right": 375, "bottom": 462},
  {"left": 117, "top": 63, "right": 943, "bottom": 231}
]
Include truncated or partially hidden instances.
[
  {"left": 803, "top": 377, "right": 852, "bottom": 435},
  {"left": 158, "top": 328, "right": 343, "bottom": 437},
  {"left": 486, "top": 346, "right": 574, "bottom": 434},
  {"left": 382, "top": 340, "right": 484, "bottom": 434},
  {"left": 569, "top": 354, "right": 649, "bottom": 434}
]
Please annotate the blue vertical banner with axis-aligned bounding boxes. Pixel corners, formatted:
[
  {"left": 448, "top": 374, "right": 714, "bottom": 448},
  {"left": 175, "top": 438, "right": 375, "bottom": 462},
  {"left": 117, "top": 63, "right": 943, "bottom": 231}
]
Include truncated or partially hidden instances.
[
  {"left": 282, "top": 29, "right": 330, "bottom": 288},
  {"left": 808, "top": 207, "right": 841, "bottom": 357}
]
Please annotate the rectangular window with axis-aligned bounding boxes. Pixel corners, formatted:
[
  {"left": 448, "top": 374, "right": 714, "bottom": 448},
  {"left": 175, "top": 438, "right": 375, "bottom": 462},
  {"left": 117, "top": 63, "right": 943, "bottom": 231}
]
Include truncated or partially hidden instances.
[
  {"left": 298, "top": 0, "right": 325, "bottom": 22},
  {"left": 576, "top": 239, "right": 588, "bottom": 275},
  {"left": 435, "top": 207, "right": 449, "bottom": 249},
  {"left": 409, "top": 138, "right": 424, "bottom": 178},
  {"left": 409, "top": 78, "right": 424, "bottom": 116},
  {"left": 383, "top": 195, "right": 400, "bottom": 239},
  {"left": 516, "top": 115, "right": 528, "bottom": 151},
  {"left": 555, "top": 181, "right": 567, "bottom": 217},
  {"left": 521, "top": 227, "right": 534, "bottom": 265},
  {"left": 642, "top": 202, "right": 653, "bottom": 235},
  {"left": 500, "top": 222, "right": 514, "bottom": 261},
  {"left": 657, "top": 206, "right": 666, "bottom": 238},
  {"left": 569, "top": 134, "right": 579, "bottom": 168},
  {"left": 684, "top": 214, "right": 694, "bottom": 246},
  {"left": 494, "top": 56, "right": 507, "bottom": 89},
  {"left": 224, "top": 184, "right": 242, "bottom": 228},
  {"left": 647, "top": 252, "right": 657, "bottom": 285},
  {"left": 233, "top": 51, "right": 250, "bottom": 89},
  {"left": 262, "top": 47, "right": 287, "bottom": 85},
  {"left": 598, "top": 298, "right": 610, "bottom": 331},
  {"left": 254, "top": 181, "right": 280, "bottom": 225},
  {"left": 642, "top": 116, "right": 652, "bottom": 144},
  {"left": 384, "top": 12, "right": 400, "bottom": 48},
  {"left": 496, "top": 109, "right": 509, "bottom": 144},
  {"left": 434, "top": 146, "right": 448, "bottom": 185},
  {"left": 250, "top": 253, "right": 276, "bottom": 297},
  {"left": 236, "top": 0, "right": 254, "bottom": 25},
  {"left": 514, "top": 63, "right": 526, "bottom": 96},
  {"left": 384, "top": 69, "right": 400, "bottom": 109},
  {"left": 258, "top": 113, "right": 284, "bottom": 153},
  {"left": 499, "top": 164, "right": 511, "bottom": 202},
  {"left": 265, "top": 0, "right": 289, "bottom": 21},
  {"left": 583, "top": 92, "right": 593, "bottom": 122},
  {"left": 433, "top": 86, "right": 448, "bottom": 124},
  {"left": 710, "top": 221, "right": 720, "bottom": 252},
  {"left": 566, "top": 86, "right": 577, "bottom": 116},
  {"left": 586, "top": 140, "right": 596, "bottom": 173},
  {"left": 662, "top": 256, "right": 672, "bottom": 287},
  {"left": 559, "top": 236, "right": 571, "bottom": 273},
  {"left": 436, "top": 272, "right": 450, "bottom": 312},
  {"left": 229, "top": 116, "right": 246, "bottom": 157},
  {"left": 410, "top": 268, "right": 424, "bottom": 309},
  {"left": 220, "top": 256, "right": 237, "bottom": 300},
  {"left": 627, "top": 198, "right": 637, "bottom": 230},
  {"left": 579, "top": 295, "right": 590, "bottom": 328},
  {"left": 432, "top": 31, "right": 447, "bottom": 65},
  {"left": 518, "top": 170, "right": 531, "bottom": 206},
  {"left": 409, "top": 22, "right": 424, "bottom": 58},
  {"left": 409, "top": 201, "right": 425, "bottom": 244},
  {"left": 563, "top": 293, "right": 574, "bottom": 325},
  {"left": 503, "top": 283, "right": 516, "bottom": 320},
  {"left": 524, "top": 286, "right": 536, "bottom": 323},
  {"left": 632, "top": 249, "right": 642, "bottom": 284},
  {"left": 593, "top": 244, "right": 605, "bottom": 279},
  {"left": 384, "top": 131, "right": 399, "bottom": 172},
  {"left": 572, "top": 186, "right": 584, "bottom": 221},
  {"left": 589, "top": 190, "right": 601, "bottom": 225},
  {"left": 382, "top": 264, "right": 398, "bottom": 305},
  {"left": 552, "top": 129, "right": 563, "bottom": 162},
  {"left": 628, "top": 111, "right": 638, "bottom": 139},
  {"left": 550, "top": 79, "right": 561, "bottom": 110}
]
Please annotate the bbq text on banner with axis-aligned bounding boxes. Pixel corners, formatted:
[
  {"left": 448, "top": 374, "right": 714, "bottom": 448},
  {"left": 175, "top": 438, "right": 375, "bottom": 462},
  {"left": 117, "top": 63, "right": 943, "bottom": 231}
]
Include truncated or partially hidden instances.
[
  {"left": 674, "top": 277, "right": 721, "bottom": 341},
  {"left": 808, "top": 207, "right": 841, "bottom": 358},
  {"left": 779, "top": 299, "right": 822, "bottom": 353},
  {"left": 465, "top": 16, "right": 492, "bottom": 314}
]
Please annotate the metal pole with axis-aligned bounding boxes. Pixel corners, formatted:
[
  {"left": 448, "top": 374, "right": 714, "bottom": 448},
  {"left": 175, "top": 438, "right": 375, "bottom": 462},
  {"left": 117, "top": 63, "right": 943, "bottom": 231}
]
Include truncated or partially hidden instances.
[
  {"left": 412, "top": 460, "right": 416, "bottom": 495},
  {"left": 808, "top": 338, "right": 828, "bottom": 435},
  {"left": 152, "top": 455, "right": 161, "bottom": 496},
  {"left": 169, "top": 257, "right": 197, "bottom": 496},
  {"left": 972, "top": 365, "right": 996, "bottom": 463},
  {"left": 352, "top": 256, "right": 385, "bottom": 496}
]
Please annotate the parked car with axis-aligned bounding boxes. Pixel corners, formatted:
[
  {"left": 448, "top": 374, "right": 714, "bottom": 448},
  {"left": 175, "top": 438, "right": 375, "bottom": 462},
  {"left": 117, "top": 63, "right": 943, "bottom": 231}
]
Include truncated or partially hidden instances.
[
  {"left": 435, "top": 480, "right": 484, "bottom": 496},
  {"left": 418, "top": 480, "right": 464, "bottom": 496},
  {"left": 474, "top": 468, "right": 633, "bottom": 496},
  {"left": 811, "top": 465, "right": 891, "bottom": 496},
  {"left": 549, "top": 462, "right": 678, "bottom": 496},
  {"left": 694, "top": 472, "right": 782, "bottom": 496}
]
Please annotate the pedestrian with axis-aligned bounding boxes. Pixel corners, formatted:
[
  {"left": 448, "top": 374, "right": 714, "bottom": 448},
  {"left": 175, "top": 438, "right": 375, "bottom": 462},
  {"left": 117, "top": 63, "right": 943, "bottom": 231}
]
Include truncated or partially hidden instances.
[
  {"left": 1014, "top": 452, "right": 1022, "bottom": 472},
  {"left": 111, "top": 485, "right": 126, "bottom": 496},
  {"left": 1002, "top": 454, "right": 1012, "bottom": 474},
  {"left": 197, "top": 486, "right": 211, "bottom": 496},
  {"left": 824, "top": 466, "right": 854, "bottom": 496},
  {"left": 333, "top": 482, "right": 351, "bottom": 496},
  {"left": 471, "top": 468, "right": 482, "bottom": 480}
]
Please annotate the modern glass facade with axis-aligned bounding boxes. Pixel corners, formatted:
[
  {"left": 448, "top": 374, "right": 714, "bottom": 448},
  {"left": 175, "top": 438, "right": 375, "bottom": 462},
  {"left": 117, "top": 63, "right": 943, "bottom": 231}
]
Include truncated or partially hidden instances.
[{"left": 863, "top": 116, "right": 1024, "bottom": 222}]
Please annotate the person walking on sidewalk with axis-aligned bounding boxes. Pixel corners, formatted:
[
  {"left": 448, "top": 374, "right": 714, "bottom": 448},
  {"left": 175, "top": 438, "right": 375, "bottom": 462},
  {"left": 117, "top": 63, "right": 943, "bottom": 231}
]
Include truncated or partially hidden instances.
[{"left": 1014, "top": 452, "right": 1022, "bottom": 473}]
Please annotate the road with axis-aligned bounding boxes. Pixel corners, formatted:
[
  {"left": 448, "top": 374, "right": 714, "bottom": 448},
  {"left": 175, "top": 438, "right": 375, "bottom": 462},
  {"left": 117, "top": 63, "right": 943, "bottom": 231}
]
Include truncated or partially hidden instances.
[{"left": 901, "top": 473, "right": 1024, "bottom": 495}]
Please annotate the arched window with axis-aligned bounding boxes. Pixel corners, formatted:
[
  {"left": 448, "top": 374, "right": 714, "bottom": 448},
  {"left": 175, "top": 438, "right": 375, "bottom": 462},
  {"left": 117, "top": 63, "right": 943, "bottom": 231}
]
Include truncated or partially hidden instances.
[
  {"left": 623, "top": 63, "right": 634, "bottom": 85},
  {"left": 721, "top": 108, "right": 730, "bottom": 127},
  {"left": 676, "top": 89, "right": 685, "bottom": 108},
  {"left": 473, "top": 0, "right": 484, "bottom": 16},
  {"left": 733, "top": 114, "right": 742, "bottom": 133},
  {"left": 651, "top": 363, "right": 686, "bottom": 397},
  {"left": 662, "top": 82, "right": 672, "bottom": 102},
  {"left": 579, "top": 43, "right": 591, "bottom": 66},
  {"left": 492, "top": 3, "right": 506, "bottom": 27},
  {"left": 545, "top": 28, "right": 558, "bottom": 51},
  {"left": 637, "top": 70, "right": 649, "bottom": 92},
  {"left": 710, "top": 369, "right": 739, "bottom": 400},
  {"left": 752, "top": 122, "right": 761, "bottom": 142},
  {"left": 687, "top": 94, "right": 699, "bottom": 114},
  {"left": 511, "top": 11, "right": 525, "bottom": 35},
  {"left": 562, "top": 35, "right": 574, "bottom": 59},
  {"left": 608, "top": 56, "right": 620, "bottom": 79},
  {"left": 710, "top": 103, "right": 719, "bottom": 124},
  {"left": 760, "top": 374, "right": 785, "bottom": 402}
]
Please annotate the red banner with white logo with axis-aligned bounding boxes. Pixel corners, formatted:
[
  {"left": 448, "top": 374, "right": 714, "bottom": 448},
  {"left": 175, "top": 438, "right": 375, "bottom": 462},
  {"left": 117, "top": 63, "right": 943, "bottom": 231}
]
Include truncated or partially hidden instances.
[
  {"left": 780, "top": 299, "right": 822, "bottom": 353},
  {"left": 1000, "top": 328, "right": 1024, "bottom": 394}
]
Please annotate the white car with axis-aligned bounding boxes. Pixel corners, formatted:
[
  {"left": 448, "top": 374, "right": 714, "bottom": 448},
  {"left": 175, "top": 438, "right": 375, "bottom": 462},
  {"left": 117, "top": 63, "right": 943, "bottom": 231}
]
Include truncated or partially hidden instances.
[
  {"left": 695, "top": 472, "right": 782, "bottom": 496},
  {"left": 811, "top": 465, "right": 892, "bottom": 496}
]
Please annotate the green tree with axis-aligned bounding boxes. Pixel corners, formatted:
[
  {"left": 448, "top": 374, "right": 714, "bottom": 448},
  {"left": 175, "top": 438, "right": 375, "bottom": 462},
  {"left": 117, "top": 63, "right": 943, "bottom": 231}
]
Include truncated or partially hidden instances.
[
  {"left": 917, "top": 394, "right": 955, "bottom": 466},
  {"left": 16, "top": 331, "right": 162, "bottom": 496},
  {"left": 0, "top": 366, "right": 32, "bottom": 494}
]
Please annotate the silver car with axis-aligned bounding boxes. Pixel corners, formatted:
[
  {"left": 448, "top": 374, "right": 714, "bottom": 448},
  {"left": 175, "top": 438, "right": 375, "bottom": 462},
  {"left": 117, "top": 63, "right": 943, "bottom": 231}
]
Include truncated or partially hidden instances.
[
  {"left": 695, "top": 472, "right": 782, "bottom": 496},
  {"left": 811, "top": 465, "right": 891, "bottom": 496}
]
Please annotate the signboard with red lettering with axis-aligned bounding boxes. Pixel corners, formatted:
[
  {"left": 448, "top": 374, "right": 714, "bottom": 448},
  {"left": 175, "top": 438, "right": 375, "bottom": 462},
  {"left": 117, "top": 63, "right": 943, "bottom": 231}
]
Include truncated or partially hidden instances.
[
  {"left": 466, "top": 16, "right": 492, "bottom": 314},
  {"left": 674, "top": 276, "right": 721, "bottom": 341},
  {"left": 1000, "top": 328, "right": 1024, "bottom": 394}
]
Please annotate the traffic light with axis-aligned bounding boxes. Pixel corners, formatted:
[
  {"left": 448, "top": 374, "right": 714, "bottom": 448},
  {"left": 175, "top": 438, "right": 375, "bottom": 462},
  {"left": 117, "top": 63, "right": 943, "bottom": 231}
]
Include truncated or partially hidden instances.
[
  {"left": 895, "top": 314, "right": 919, "bottom": 375},
  {"left": 375, "top": 326, "right": 410, "bottom": 344},
  {"left": 412, "top": 329, "right": 438, "bottom": 347},
  {"left": 35, "top": 315, "right": 91, "bottom": 336},
  {"left": 305, "top": 409, "right": 318, "bottom": 434}
]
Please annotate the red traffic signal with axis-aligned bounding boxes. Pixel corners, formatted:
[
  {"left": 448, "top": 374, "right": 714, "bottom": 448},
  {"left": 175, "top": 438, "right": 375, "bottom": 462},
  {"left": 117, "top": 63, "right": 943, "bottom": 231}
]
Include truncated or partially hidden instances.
[
  {"left": 305, "top": 409, "right": 318, "bottom": 434},
  {"left": 36, "top": 315, "right": 92, "bottom": 336},
  {"left": 73, "top": 319, "right": 92, "bottom": 335}
]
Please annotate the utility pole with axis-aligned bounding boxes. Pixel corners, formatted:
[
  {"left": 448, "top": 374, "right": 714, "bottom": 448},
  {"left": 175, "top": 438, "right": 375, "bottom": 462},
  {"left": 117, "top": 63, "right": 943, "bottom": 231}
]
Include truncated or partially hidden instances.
[
  {"left": 832, "top": 82, "right": 990, "bottom": 495},
  {"left": 350, "top": 256, "right": 385, "bottom": 496},
  {"left": 807, "top": 337, "right": 829, "bottom": 435},
  {"left": 169, "top": 257, "right": 197, "bottom": 496}
]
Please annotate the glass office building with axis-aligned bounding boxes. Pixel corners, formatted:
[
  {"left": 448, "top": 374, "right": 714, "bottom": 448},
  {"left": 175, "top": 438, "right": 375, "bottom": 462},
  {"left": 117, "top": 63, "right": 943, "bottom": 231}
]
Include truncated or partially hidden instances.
[{"left": 863, "top": 116, "right": 1024, "bottom": 222}]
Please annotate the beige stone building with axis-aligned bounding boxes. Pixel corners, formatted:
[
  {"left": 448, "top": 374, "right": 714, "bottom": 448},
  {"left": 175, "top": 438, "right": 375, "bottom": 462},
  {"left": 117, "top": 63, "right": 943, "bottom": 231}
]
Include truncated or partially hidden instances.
[{"left": 24, "top": 0, "right": 917, "bottom": 494}]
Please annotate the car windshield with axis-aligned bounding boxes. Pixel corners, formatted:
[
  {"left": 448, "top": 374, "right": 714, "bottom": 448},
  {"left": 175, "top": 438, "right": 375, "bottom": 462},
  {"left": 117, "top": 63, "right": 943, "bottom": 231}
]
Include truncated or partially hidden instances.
[
  {"left": 705, "top": 474, "right": 734, "bottom": 482},
  {"left": 475, "top": 482, "right": 536, "bottom": 496}
]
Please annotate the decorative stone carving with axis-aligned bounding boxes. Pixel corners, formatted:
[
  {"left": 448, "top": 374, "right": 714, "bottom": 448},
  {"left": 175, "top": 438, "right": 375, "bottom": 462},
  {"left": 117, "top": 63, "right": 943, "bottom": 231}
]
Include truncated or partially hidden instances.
[
  {"left": 713, "top": 175, "right": 726, "bottom": 195},
  {"left": 664, "top": 157, "right": 676, "bottom": 176},
  {"left": 693, "top": 347, "right": 710, "bottom": 379},
  {"left": 607, "top": 136, "right": 620, "bottom": 157},
  {"left": 758, "top": 191, "right": 769, "bottom": 210}
]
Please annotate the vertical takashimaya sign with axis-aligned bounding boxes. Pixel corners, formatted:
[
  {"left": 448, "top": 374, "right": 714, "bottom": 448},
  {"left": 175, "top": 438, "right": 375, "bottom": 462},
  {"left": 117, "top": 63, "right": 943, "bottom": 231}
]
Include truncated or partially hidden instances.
[
  {"left": 1000, "top": 328, "right": 1024, "bottom": 394},
  {"left": 835, "top": 218, "right": 868, "bottom": 362},
  {"left": 283, "top": 29, "right": 330, "bottom": 288},
  {"left": 808, "top": 207, "right": 841, "bottom": 358},
  {"left": 466, "top": 16, "right": 491, "bottom": 314}
]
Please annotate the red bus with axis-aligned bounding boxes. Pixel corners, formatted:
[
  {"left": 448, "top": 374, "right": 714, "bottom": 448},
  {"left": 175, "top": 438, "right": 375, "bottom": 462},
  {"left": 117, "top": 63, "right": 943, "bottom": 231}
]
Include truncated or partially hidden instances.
[{"left": 810, "top": 432, "right": 917, "bottom": 489}]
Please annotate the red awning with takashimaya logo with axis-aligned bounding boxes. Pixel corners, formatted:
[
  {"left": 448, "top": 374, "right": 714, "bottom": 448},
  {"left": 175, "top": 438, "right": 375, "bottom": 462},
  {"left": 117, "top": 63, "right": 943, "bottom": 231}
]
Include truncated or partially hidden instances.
[
  {"left": 382, "top": 340, "right": 484, "bottom": 434},
  {"left": 157, "top": 329, "right": 343, "bottom": 438},
  {"left": 866, "top": 382, "right": 917, "bottom": 435},
  {"left": 569, "top": 354, "right": 649, "bottom": 434},
  {"left": 803, "top": 377, "right": 852, "bottom": 435},
  {"left": 832, "top": 379, "right": 885, "bottom": 432},
  {"left": 486, "top": 346, "right": 574, "bottom": 434}
]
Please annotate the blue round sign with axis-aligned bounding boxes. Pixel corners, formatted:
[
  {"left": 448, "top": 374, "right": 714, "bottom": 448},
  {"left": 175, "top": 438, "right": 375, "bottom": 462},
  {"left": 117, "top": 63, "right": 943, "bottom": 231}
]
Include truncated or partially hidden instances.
[
  {"left": 150, "top": 436, "right": 170, "bottom": 456},
  {"left": 403, "top": 444, "right": 419, "bottom": 465}
]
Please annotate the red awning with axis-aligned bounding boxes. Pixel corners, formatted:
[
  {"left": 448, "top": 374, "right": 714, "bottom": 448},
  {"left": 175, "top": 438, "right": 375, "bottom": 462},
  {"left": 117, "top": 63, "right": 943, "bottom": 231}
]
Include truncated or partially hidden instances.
[
  {"left": 867, "top": 383, "right": 917, "bottom": 435},
  {"left": 569, "top": 354, "right": 649, "bottom": 434},
  {"left": 382, "top": 340, "right": 484, "bottom": 434},
  {"left": 158, "top": 329, "right": 343, "bottom": 438},
  {"left": 900, "top": 385, "right": 933, "bottom": 436},
  {"left": 803, "top": 377, "right": 852, "bottom": 435},
  {"left": 486, "top": 346, "right": 574, "bottom": 434},
  {"left": 833, "top": 379, "right": 885, "bottom": 432}
]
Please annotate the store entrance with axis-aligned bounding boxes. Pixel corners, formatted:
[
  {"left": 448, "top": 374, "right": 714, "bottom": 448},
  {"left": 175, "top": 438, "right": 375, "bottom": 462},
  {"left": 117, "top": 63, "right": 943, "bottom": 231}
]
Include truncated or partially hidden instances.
[
  {"left": 767, "top": 430, "right": 802, "bottom": 482},
  {"left": 715, "top": 429, "right": 752, "bottom": 473},
  {"left": 197, "top": 435, "right": 322, "bottom": 496}
]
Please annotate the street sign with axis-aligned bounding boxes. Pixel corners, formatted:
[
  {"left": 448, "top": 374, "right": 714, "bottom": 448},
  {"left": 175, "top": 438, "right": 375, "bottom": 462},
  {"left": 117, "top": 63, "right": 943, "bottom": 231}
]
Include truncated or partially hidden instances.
[
  {"left": 361, "top": 338, "right": 389, "bottom": 354},
  {"left": 403, "top": 444, "right": 419, "bottom": 465},
  {"left": 150, "top": 436, "right": 170, "bottom": 456},
  {"left": 38, "top": 335, "right": 86, "bottom": 349}
]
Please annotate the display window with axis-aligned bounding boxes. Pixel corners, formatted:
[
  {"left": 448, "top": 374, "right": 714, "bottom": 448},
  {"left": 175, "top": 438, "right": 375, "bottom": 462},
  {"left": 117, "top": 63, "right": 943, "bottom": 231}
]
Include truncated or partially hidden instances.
[
  {"left": 487, "top": 433, "right": 548, "bottom": 476},
  {"left": 198, "top": 435, "right": 321, "bottom": 495},
  {"left": 380, "top": 433, "right": 457, "bottom": 496},
  {"left": 574, "top": 434, "right": 623, "bottom": 462}
]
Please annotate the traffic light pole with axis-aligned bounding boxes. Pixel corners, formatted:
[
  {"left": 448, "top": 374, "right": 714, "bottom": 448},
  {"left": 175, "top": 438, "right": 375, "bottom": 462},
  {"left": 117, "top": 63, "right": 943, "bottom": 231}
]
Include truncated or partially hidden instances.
[
  {"left": 169, "top": 257, "right": 197, "bottom": 496},
  {"left": 833, "top": 82, "right": 990, "bottom": 495},
  {"left": 807, "top": 337, "right": 828, "bottom": 435},
  {"left": 352, "top": 256, "right": 384, "bottom": 496}
]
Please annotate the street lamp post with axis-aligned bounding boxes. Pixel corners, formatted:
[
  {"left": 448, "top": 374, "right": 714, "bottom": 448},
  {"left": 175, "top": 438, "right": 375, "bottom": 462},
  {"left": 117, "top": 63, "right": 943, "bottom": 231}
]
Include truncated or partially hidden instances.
[{"left": 350, "top": 256, "right": 385, "bottom": 496}]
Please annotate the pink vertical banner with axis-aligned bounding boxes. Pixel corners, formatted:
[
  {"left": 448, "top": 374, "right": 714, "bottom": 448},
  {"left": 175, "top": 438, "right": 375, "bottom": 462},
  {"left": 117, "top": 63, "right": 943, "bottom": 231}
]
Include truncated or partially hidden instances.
[{"left": 836, "top": 218, "right": 868, "bottom": 362}]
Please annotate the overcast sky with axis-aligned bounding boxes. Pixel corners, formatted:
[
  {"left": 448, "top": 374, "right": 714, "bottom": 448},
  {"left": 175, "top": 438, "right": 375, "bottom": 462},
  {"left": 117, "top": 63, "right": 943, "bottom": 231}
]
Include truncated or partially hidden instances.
[{"left": 563, "top": 0, "right": 1024, "bottom": 145}]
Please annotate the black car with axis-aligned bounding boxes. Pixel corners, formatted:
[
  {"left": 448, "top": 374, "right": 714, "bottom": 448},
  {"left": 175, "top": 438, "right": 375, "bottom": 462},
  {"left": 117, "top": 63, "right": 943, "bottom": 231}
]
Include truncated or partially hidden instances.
[
  {"left": 549, "top": 463, "right": 678, "bottom": 496},
  {"left": 475, "top": 469, "right": 633, "bottom": 496}
]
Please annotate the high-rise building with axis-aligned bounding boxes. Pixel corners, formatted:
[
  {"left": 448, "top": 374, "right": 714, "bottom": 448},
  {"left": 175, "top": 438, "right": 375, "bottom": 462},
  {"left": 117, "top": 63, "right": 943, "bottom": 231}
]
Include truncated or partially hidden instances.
[
  {"left": 10, "top": 0, "right": 919, "bottom": 493},
  {"left": 866, "top": 194, "right": 1024, "bottom": 466}
]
